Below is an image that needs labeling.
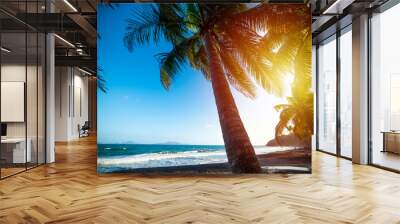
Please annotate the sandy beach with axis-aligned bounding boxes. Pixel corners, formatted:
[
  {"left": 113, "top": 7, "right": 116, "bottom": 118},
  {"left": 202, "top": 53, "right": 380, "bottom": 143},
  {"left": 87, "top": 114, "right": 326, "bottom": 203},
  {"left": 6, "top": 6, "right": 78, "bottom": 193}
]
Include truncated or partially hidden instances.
[{"left": 98, "top": 148, "right": 311, "bottom": 174}]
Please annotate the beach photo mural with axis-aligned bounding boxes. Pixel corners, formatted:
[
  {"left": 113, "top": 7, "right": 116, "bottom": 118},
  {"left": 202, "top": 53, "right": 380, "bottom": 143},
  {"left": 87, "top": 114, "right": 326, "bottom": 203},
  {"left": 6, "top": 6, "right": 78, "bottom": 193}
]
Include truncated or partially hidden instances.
[{"left": 97, "top": 3, "right": 312, "bottom": 174}]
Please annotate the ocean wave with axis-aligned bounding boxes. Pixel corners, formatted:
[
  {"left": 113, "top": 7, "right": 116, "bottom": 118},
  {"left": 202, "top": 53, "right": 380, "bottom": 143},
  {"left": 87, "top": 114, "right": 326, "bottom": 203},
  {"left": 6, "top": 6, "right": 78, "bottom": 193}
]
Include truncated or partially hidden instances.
[
  {"left": 98, "top": 150, "right": 227, "bottom": 167},
  {"left": 97, "top": 146, "right": 290, "bottom": 169}
]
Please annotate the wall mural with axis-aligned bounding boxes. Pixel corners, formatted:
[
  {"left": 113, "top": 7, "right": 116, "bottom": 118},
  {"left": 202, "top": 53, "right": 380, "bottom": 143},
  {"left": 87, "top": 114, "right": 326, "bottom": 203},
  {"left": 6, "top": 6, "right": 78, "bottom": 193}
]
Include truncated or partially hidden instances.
[{"left": 97, "top": 3, "right": 312, "bottom": 174}]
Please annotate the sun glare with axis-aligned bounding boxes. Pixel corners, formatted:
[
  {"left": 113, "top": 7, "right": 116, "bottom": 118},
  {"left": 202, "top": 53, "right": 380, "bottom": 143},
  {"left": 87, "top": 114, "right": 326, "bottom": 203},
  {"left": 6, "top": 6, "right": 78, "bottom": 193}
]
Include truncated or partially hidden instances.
[{"left": 284, "top": 73, "right": 294, "bottom": 96}]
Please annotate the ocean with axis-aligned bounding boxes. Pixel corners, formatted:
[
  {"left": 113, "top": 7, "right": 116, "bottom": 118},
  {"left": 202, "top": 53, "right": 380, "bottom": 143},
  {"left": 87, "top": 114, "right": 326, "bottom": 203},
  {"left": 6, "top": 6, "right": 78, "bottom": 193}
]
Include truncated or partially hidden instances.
[{"left": 97, "top": 144, "right": 289, "bottom": 173}]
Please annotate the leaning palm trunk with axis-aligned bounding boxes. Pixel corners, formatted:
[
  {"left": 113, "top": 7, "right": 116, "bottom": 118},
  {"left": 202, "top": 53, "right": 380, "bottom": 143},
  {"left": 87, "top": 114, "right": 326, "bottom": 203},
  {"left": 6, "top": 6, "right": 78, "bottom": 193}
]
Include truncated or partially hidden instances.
[{"left": 203, "top": 33, "right": 262, "bottom": 173}]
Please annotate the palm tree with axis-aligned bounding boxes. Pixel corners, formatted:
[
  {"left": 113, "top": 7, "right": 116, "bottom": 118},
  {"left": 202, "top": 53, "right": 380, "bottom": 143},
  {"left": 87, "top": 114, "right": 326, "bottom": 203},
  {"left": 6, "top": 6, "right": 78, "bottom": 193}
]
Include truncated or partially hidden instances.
[
  {"left": 271, "top": 27, "right": 314, "bottom": 145},
  {"left": 274, "top": 91, "right": 313, "bottom": 145},
  {"left": 124, "top": 3, "right": 308, "bottom": 173}
]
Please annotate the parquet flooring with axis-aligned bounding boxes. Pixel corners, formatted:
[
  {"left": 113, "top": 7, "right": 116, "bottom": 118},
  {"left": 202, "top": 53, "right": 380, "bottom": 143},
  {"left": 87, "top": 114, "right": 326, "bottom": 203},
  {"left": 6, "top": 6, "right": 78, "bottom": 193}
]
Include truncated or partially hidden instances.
[{"left": 1, "top": 135, "right": 400, "bottom": 223}]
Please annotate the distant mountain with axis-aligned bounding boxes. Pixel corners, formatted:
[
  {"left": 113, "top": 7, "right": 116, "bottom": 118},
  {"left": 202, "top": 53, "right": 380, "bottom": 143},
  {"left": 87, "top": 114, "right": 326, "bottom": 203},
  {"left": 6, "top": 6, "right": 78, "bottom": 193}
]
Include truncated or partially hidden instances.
[
  {"left": 98, "top": 141, "right": 136, "bottom": 145},
  {"left": 156, "top": 141, "right": 183, "bottom": 145},
  {"left": 100, "top": 141, "right": 184, "bottom": 145}
]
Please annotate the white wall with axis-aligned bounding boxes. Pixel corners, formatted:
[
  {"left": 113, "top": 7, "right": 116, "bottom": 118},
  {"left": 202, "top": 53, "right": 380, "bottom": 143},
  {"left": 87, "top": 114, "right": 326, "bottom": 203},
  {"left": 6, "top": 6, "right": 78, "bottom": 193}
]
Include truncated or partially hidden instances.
[
  {"left": 55, "top": 66, "right": 69, "bottom": 141},
  {"left": 1, "top": 63, "right": 46, "bottom": 163},
  {"left": 1, "top": 65, "right": 27, "bottom": 139},
  {"left": 72, "top": 73, "right": 89, "bottom": 138},
  {"left": 55, "top": 67, "right": 89, "bottom": 141},
  {"left": 1, "top": 65, "right": 42, "bottom": 137}
]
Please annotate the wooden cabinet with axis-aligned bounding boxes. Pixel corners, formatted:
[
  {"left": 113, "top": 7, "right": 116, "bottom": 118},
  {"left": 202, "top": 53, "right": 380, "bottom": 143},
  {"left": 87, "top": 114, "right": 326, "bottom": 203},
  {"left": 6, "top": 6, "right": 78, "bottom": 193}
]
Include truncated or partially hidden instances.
[{"left": 382, "top": 132, "right": 400, "bottom": 154}]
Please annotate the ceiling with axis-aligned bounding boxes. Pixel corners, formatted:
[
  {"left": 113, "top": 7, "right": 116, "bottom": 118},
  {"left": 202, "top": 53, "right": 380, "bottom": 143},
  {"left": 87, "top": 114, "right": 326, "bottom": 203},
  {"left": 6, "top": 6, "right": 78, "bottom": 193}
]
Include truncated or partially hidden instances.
[{"left": 0, "top": 0, "right": 392, "bottom": 74}]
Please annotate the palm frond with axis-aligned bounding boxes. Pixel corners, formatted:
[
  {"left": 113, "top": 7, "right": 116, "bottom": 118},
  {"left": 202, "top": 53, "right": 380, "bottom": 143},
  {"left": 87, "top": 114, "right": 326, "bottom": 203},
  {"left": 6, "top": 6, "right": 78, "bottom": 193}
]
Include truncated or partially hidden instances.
[
  {"left": 264, "top": 31, "right": 304, "bottom": 75},
  {"left": 158, "top": 4, "right": 190, "bottom": 44},
  {"left": 96, "top": 67, "right": 108, "bottom": 93},
  {"left": 274, "top": 103, "right": 290, "bottom": 111},
  {"left": 188, "top": 44, "right": 211, "bottom": 81},
  {"left": 219, "top": 43, "right": 257, "bottom": 98},
  {"left": 274, "top": 90, "right": 314, "bottom": 140},
  {"left": 219, "top": 4, "right": 311, "bottom": 98},
  {"left": 124, "top": 5, "right": 162, "bottom": 52},
  {"left": 124, "top": 3, "right": 311, "bottom": 102},
  {"left": 156, "top": 36, "right": 201, "bottom": 89},
  {"left": 293, "top": 31, "right": 312, "bottom": 93},
  {"left": 234, "top": 4, "right": 310, "bottom": 36},
  {"left": 104, "top": 3, "right": 119, "bottom": 10},
  {"left": 220, "top": 22, "right": 285, "bottom": 96},
  {"left": 186, "top": 4, "right": 202, "bottom": 32},
  {"left": 124, "top": 4, "right": 192, "bottom": 52}
]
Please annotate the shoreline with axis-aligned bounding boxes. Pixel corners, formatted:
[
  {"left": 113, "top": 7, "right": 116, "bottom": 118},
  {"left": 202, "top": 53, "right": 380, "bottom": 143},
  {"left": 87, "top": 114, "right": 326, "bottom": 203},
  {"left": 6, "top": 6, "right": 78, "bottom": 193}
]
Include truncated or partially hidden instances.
[{"left": 98, "top": 148, "right": 311, "bottom": 174}]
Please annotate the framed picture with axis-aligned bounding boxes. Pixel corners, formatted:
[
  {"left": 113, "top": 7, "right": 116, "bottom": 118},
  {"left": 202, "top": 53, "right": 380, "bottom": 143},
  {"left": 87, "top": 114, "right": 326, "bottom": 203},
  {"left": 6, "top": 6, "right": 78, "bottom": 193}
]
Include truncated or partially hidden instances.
[{"left": 97, "top": 3, "right": 312, "bottom": 174}]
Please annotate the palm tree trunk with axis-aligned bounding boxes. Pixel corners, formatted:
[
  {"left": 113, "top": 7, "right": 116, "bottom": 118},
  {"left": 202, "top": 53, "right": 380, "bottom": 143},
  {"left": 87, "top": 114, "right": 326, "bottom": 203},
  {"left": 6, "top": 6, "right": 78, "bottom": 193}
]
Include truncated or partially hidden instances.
[{"left": 202, "top": 33, "right": 262, "bottom": 173}]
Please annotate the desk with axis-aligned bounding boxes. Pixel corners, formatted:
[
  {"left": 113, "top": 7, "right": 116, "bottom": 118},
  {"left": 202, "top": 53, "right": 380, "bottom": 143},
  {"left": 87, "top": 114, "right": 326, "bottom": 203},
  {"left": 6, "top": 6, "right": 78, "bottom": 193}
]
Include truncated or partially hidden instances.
[
  {"left": 381, "top": 131, "right": 400, "bottom": 154},
  {"left": 1, "top": 138, "right": 31, "bottom": 163}
]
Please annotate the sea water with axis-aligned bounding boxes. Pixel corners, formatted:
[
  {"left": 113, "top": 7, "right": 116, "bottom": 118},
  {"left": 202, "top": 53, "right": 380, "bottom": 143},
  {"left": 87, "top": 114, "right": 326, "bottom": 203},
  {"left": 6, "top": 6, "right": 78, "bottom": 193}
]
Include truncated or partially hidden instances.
[{"left": 97, "top": 144, "right": 288, "bottom": 172}]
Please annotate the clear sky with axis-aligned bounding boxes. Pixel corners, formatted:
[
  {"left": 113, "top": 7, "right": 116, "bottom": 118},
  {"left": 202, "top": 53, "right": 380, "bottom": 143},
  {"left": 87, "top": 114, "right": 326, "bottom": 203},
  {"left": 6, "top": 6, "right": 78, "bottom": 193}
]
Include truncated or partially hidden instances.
[{"left": 97, "top": 4, "right": 289, "bottom": 145}]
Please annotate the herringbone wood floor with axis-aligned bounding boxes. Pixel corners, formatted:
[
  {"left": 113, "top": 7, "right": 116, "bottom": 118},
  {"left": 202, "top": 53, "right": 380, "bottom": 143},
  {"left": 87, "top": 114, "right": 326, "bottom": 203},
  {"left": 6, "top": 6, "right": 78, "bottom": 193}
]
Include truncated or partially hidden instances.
[{"left": 1, "top": 135, "right": 400, "bottom": 224}]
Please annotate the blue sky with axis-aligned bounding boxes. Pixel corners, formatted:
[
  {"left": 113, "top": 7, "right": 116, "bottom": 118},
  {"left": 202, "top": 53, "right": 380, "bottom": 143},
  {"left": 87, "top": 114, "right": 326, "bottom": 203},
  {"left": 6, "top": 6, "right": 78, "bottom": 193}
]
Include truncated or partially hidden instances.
[{"left": 97, "top": 4, "right": 288, "bottom": 145}]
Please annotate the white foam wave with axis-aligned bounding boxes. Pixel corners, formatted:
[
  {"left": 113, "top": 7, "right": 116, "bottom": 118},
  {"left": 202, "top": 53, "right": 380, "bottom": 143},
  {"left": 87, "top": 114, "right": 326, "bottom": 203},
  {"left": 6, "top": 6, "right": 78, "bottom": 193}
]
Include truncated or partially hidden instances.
[{"left": 98, "top": 146, "right": 290, "bottom": 169}]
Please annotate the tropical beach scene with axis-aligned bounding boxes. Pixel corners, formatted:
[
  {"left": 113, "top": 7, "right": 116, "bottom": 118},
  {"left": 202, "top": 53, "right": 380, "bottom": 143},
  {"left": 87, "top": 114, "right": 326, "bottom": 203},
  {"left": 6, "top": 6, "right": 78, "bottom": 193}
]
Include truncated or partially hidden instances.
[{"left": 97, "top": 3, "right": 312, "bottom": 174}]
